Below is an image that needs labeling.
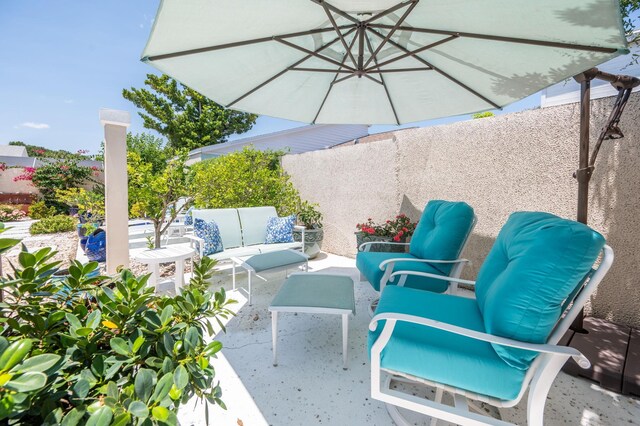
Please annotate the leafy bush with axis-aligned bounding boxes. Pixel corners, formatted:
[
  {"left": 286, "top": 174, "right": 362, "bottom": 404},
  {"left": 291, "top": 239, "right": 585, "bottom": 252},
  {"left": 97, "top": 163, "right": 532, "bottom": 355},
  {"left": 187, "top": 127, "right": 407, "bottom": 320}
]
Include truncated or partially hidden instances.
[
  {"left": 29, "top": 215, "right": 76, "bottom": 234},
  {"left": 0, "top": 237, "right": 235, "bottom": 425},
  {"left": 297, "top": 201, "right": 323, "bottom": 229},
  {"left": 191, "top": 147, "right": 300, "bottom": 215},
  {"left": 472, "top": 111, "right": 494, "bottom": 119},
  {"left": 0, "top": 205, "right": 26, "bottom": 222},
  {"left": 28, "top": 201, "right": 57, "bottom": 219}
]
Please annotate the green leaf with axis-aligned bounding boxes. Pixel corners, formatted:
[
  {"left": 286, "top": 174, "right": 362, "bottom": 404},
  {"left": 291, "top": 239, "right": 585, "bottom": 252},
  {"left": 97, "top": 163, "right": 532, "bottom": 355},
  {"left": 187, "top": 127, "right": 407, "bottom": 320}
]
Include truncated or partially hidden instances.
[
  {"left": 183, "top": 326, "right": 199, "bottom": 353},
  {"left": 18, "top": 251, "right": 36, "bottom": 268},
  {"left": 86, "top": 310, "right": 102, "bottom": 329},
  {"left": 0, "top": 339, "right": 32, "bottom": 372},
  {"left": 75, "top": 327, "right": 94, "bottom": 337},
  {"left": 128, "top": 401, "right": 149, "bottom": 419},
  {"left": 160, "top": 305, "right": 174, "bottom": 326},
  {"left": 151, "top": 373, "right": 174, "bottom": 403},
  {"left": 73, "top": 378, "right": 90, "bottom": 400},
  {"left": 204, "top": 341, "right": 222, "bottom": 356},
  {"left": 65, "top": 313, "right": 82, "bottom": 330},
  {"left": 0, "top": 337, "right": 9, "bottom": 356},
  {"left": 162, "top": 333, "right": 174, "bottom": 355},
  {"left": 4, "top": 371, "right": 47, "bottom": 392},
  {"left": 86, "top": 406, "right": 113, "bottom": 426},
  {"left": 132, "top": 335, "right": 145, "bottom": 354},
  {"left": 90, "top": 355, "right": 105, "bottom": 378},
  {"left": 109, "top": 337, "right": 130, "bottom": 356},
  {"left": 173, "top": 365, "right": 188, "bottom": 390},
  {"left": 111, "top": 413, "right": 131, "bottom": 426},
  {"left": 134, "top": 368, "right": 155, "bottom": 402},
  {"left": 151, "top": 406, "right": 170, "bottom": 421},
  {"left": 61, "top": 406, "right": 86, "bottom": 426},
  {"left": 10, "top": 354, "right": 60, "bottom": 373}
]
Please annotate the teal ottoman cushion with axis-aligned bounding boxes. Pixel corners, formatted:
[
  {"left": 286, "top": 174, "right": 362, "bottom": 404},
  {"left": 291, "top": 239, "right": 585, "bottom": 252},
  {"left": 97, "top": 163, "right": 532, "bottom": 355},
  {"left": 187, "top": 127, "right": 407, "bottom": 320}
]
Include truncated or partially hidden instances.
[
  {"left": 475, "top": 212, "right": 605, "bottom": 369},
  {"left": 369, "top": 286, "right": 526, "bottom": 401},
  {"left": 409, "top": 200, "right": 475, "bottom": 263},
  {"left": 356, "top": 251, "right": 450, "bottom": 292}
]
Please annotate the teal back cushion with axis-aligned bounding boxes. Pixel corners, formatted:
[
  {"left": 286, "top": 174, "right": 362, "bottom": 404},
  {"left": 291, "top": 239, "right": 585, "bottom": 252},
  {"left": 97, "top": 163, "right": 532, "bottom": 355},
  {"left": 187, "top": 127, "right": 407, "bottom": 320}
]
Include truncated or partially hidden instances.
[
  {"left": 475, "top": 212, "right": 605, "bottom": 369},
  {"left": 409, "top": 200, "right": 475, "bottom": 274}
]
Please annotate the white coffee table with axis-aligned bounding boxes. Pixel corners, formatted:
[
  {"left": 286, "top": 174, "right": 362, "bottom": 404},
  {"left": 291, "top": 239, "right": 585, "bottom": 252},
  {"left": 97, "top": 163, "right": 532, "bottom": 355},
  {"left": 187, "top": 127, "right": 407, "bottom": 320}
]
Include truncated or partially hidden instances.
[{"left": 133, "top": 246, "right": 195, "bottom": 294}]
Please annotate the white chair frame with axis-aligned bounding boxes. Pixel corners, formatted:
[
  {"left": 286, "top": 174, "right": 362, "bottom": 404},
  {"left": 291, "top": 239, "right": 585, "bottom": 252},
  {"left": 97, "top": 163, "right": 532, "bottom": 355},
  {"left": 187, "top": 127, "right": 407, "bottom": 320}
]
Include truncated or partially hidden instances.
[
  {"left": 359, "top": 215, "right": 478, "bottom": 296},
  {"left": 369, "top": 245, "right": 613, "bottom": 426}
]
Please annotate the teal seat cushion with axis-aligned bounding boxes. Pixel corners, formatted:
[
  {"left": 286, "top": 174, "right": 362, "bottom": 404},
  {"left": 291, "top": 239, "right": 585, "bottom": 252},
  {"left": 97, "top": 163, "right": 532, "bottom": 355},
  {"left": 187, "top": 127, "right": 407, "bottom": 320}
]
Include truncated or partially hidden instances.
[
  {"left": 475, "top": 212, "right": 606, "bottom": 369},
  {"left": 245, "top": 250, "right": 307, "bottom": 273},
  {"left": 409, "top": 200, "right": 474, "bottom": 262},
  {"left": 369, "top": 286, "right": 526, "bottom": 401},
  {"left": 356, "top": 252, "right": 450, "bottom": 293}
]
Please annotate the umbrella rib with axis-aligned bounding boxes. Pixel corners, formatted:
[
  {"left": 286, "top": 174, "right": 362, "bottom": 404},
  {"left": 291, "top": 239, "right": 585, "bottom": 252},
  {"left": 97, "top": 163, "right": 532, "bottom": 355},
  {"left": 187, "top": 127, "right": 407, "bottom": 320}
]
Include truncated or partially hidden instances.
[
  {"left": 310, "top": 0, "right": 360, "bottom": 24},
  {"left": 228, "top": 28, "right": 356, "bottom": 108},
  {"left": 313, "top": 33, "right": 359, "bottom": 123},
  {"left": 321, "top": 1, "right": 358, "bottom": 68},
  {"left": 291, "top": 68, "right": 352, "bottom": 73},
  {"left": 368, "top": 67, "right": 432, "bottom": 73},
  {"left": 144, "top": 26, "right": 351, "bottom": 62},
  {"left": 362, "top": 0, "right": 419, "bottom": 70},
  {"left": 367, "top": 27, "right": 501, "bottom": 109},
  {"left": 365, "top": 31, "right": 400, "bottom": 125},
  {"left": 363, "top": 0, "right": 417, "bottom": 25},
  {"left": 275, "top": 37, "right": 357, "bottom": 72},
  {"left": 365, "top": 35, "right": 458, "bottom": 71},
  {"left": 368, "top": 24, "right": 620, "bottom": 54}
]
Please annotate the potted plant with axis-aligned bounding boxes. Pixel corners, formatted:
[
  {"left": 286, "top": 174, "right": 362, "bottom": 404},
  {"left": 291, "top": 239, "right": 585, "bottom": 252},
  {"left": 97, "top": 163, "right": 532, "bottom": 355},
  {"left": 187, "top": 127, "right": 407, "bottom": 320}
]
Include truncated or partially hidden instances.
[
  {"left": 355, "top": 213, "right": 418, "bottom": 252},
  {"left": 293, "top": 201, "right": 323, "bottom": 259}
]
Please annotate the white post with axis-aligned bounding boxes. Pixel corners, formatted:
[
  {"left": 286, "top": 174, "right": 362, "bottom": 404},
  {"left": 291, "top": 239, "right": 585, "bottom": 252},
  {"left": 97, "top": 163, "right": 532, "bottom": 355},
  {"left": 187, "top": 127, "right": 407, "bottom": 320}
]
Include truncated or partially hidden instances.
[{"left": 100, "top": 109, "right": 130, "bottom": 274}]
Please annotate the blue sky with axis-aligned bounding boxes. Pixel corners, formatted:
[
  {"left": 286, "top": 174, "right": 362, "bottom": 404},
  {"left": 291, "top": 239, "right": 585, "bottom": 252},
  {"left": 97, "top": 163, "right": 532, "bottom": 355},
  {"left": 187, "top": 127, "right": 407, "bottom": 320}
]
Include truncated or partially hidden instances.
[{"left": 0, "top": 1, "right": 598, "bottom": 154}]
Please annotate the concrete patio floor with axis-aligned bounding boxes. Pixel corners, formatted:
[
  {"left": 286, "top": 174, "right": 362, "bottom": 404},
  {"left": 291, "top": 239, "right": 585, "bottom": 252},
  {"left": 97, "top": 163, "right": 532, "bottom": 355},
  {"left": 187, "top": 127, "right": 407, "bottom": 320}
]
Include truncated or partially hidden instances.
[{"left": 174, "top": 252, "right": 640, "bottom": 426}]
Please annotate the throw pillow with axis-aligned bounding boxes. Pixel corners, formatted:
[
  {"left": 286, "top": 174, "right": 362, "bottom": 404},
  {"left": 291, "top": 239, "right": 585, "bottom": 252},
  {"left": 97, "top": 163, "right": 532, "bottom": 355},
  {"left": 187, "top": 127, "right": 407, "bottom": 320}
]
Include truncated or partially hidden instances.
[
  {"left": 194, "top": 218, "right": 224, "bottom": 255},
  {"left": 265, "top": 215, "right": 295, "bottom": 244},
  {"left": 184, "top": 207, "right": 194, "bottom": 226}
]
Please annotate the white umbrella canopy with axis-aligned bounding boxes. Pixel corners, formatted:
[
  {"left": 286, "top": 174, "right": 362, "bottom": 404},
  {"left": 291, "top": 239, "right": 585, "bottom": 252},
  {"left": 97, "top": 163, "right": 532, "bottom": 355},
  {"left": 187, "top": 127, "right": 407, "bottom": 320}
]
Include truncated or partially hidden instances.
[{"left": 142, "top": 0, "right": 629, "bottom": 125}]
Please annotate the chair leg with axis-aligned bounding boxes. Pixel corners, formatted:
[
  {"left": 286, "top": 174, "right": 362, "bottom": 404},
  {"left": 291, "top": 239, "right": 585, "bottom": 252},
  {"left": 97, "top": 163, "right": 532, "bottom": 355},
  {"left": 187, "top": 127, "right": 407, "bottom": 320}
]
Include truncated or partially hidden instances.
[
  {"left": 342, "top": 313, "right": 349, "bottom": 370},
  {"left": 232, "top": 262, "right": 236, "bottom": 291},
  {"left": 526, "top": 354, "right": 566, "bottom": 426},
  {"left": 271, "top": 311, "right": 278, "bottom": 366},
  {"left": 248, "top": 271, "right": 252, "bottom": 305}
]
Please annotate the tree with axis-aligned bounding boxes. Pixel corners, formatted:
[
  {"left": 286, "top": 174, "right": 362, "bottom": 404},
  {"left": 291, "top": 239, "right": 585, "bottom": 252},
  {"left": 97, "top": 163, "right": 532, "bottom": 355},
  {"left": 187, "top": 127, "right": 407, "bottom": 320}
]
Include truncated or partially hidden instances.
[
  {"left": 191, "top": 147, "right": 300, "bottom": 216},
  {"left": 123, "top": 74, "right": 257, "bottom": 151},
  {"left": 621, "top": 0, "right": 640, "bottom": 63},
  {"left": 128, "top": 149, "right": 192, "bottom": 248},
  {"left": 126, "top": 132, "right": 170, "bottom": 174}
]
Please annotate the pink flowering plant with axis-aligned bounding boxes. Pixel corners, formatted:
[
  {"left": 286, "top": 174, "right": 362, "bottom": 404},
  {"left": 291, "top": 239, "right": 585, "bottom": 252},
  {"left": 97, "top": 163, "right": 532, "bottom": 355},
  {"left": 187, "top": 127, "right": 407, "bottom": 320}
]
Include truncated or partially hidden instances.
[
  {"left": 356, "top": 213, "right": 418, "bottom": 242},
  {"left": 0, "top": 205, "right": 26, "bottom": 222}
]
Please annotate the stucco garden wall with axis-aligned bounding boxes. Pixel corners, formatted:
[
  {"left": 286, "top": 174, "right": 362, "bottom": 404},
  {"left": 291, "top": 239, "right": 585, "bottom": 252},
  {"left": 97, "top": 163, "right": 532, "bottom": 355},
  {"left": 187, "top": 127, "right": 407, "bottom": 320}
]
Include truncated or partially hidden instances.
[{"left": 282, "top": 92, "right": 640, "bottom": 327}]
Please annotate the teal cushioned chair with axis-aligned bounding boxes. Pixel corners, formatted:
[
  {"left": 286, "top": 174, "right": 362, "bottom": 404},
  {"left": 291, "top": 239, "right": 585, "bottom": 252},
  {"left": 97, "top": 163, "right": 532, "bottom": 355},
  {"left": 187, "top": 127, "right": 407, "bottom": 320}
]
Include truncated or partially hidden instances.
[
  {"left": 356, "top": 200, "right": 476, "bottom": 296},
  {"left": 369, "top": 212, "right": 613, "bottom": 426}
]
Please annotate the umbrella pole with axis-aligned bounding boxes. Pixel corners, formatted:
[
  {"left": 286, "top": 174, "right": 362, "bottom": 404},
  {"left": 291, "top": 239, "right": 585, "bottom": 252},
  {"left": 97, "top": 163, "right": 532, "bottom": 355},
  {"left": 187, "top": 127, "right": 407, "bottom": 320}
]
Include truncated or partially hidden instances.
[{"left": 570, "top": 68, "right": 640, "bottom": 332}]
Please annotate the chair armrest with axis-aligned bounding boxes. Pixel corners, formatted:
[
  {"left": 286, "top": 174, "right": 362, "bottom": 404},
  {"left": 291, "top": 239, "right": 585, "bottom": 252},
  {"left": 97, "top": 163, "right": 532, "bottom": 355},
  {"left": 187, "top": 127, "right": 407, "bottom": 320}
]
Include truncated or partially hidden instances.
[
  {"left": 293, "top": 225, "right": 306, "bottom": 231},
  {"left": 390, "top": 270, "right": 477, "bottom": 287},
  {"left": 359, "top": 241, "right": 410, "bottom": 252},
  {"left": 369, "top": 312, "right": 589, "bottom": 368},
  {"left": 185, "top": 234, "right": 205, "bottom": 257},
  {"left": 379, "top": 257, "right": 471, "bottom": 271}
]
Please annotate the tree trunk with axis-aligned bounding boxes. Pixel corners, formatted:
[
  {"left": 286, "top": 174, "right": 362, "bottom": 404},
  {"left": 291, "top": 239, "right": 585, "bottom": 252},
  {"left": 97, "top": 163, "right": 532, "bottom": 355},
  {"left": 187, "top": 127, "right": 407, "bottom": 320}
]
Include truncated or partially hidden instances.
[{"left": 154, "top": 221, "right": 162, "bottom": 249}]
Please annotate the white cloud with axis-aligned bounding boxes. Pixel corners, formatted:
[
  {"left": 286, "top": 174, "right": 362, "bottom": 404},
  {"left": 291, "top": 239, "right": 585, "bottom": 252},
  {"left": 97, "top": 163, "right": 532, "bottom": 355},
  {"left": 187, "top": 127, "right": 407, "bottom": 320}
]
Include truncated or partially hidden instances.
[
  {"left": 20, "top": 122, "right": 50, "bottom": 129},
  {"left": 64, "top": 99, "right": 74, "bottom": 104}
]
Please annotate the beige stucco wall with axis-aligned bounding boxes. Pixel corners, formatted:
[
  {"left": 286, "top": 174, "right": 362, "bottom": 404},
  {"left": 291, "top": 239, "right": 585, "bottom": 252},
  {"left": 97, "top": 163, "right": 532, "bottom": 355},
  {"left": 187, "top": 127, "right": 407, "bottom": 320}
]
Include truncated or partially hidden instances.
[
  {"left": 0, "top": 168, "right": 105, "bottom": 197},
  {"left": 282, "top": 93, "right": 640, "bottom": 327}
]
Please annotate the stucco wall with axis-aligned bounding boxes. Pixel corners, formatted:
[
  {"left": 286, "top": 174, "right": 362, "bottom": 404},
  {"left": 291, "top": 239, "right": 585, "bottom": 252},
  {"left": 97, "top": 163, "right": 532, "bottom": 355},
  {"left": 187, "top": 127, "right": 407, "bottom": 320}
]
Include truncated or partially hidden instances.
[
  {"left": 282, "top": 93, "right": 640, "bottom": 327},
  {"left": 0, "top": 168, "right": 105, "bottom": 198}
]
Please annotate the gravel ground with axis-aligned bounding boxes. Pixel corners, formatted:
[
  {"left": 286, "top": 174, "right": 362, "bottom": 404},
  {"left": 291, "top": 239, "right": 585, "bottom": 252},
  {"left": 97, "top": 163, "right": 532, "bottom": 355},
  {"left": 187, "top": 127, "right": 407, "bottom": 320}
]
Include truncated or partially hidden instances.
[{"left": 1, "top": 230, "right": 78, "bottom": 273}]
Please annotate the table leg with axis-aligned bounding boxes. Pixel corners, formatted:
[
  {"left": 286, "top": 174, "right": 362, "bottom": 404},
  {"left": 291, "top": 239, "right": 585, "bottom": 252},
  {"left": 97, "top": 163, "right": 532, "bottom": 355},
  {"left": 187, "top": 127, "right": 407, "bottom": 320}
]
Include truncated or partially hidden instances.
[
  {"left": 342, "top": 314, "right": 349, "bottom": 370},
  {"left": 175, "top": 258, "right": 185, "bottom": 294},
  {"left": 149, "top": 263, "right": 160, "bottom": 289},
  {"left": 272, "top": 311, "right": 278, "bottom": 367},
  {"left": 232, "top": 262, "right": 236, "bottom": 291},
  {"left": 248, "top": 270, "right": 252, "bottom": 305}
]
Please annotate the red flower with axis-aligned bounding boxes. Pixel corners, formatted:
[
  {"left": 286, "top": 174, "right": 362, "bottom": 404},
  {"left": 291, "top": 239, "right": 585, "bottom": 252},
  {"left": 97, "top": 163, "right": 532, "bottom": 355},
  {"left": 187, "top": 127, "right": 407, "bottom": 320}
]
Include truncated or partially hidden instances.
[
  {"left": 403, "top": 227, "right": 408, "bottom": 232},
  {"left": 393, "top": 236, "right": 400, "bottom": 242},
  {"left": 398, "top": 231, "right": 404, "bottom": 236}
]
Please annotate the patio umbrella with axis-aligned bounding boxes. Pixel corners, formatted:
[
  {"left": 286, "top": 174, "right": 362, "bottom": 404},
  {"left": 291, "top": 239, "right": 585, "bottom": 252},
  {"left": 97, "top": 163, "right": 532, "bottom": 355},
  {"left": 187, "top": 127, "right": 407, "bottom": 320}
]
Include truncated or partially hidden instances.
[{"left": 141, "top": 0, "right": 629, "bottom": 125}]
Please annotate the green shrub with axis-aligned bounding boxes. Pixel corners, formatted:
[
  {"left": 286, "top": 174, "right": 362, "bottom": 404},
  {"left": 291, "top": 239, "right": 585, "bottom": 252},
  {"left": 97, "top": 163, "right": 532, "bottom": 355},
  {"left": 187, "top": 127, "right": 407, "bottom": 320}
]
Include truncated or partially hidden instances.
[
  {"left": 29, "top": 215, "right": 76, "bottom": 234},
  {"left": 191, "top": 147, "right": 300, "bottom": 215},
  {"left": 0, "top": 236, "right": 235, "bottom": 424},
  {"left": 27, "top": 200, "right": 57, "bottom": 219},
  {"left": 472, "top": 111, "right": 495, "bottom": 119}
]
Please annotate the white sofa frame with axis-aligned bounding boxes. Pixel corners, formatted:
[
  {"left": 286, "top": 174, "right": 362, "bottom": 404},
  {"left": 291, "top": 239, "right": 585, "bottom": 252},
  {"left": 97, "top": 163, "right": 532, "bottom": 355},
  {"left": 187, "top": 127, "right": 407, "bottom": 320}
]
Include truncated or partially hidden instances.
[{"left": 369, "top": 245, "right": 613, "bottom": 426}]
